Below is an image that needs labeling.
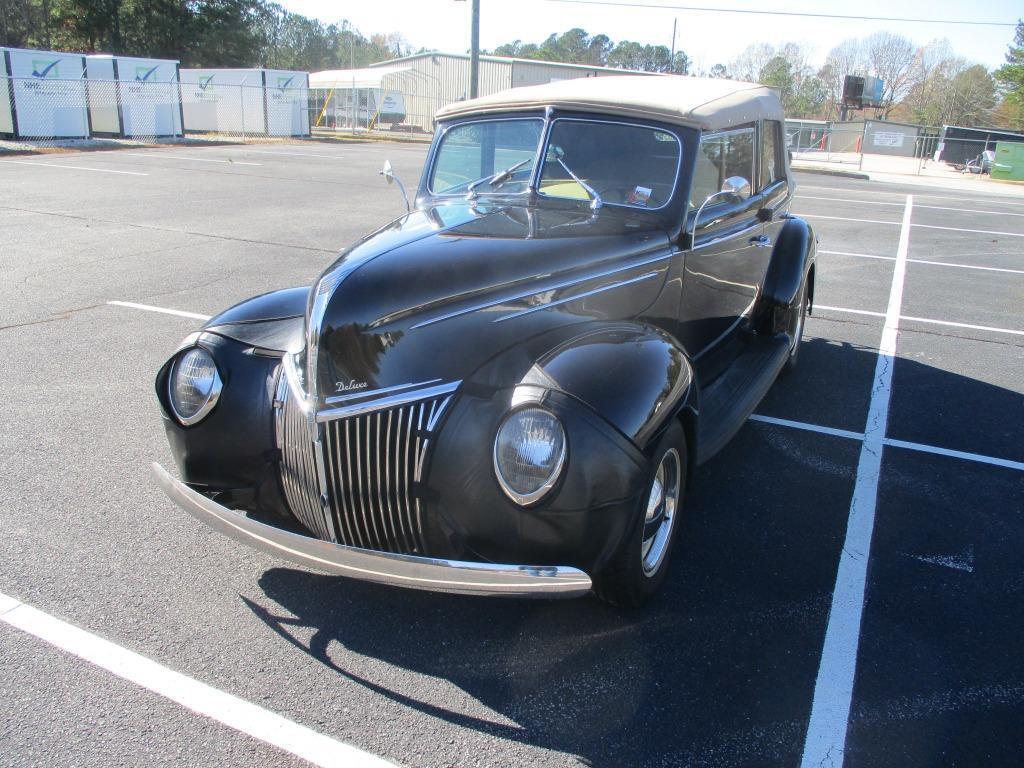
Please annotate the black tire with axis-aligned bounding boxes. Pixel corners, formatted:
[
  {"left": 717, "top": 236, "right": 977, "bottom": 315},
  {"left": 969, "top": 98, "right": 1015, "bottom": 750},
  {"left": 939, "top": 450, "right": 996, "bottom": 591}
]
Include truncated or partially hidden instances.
[
  {"left": 594, "top": 422, "right": 688, "bottom": 608},
  {"left": 784, "top": 274, "right": 810, "bottom": 374}
]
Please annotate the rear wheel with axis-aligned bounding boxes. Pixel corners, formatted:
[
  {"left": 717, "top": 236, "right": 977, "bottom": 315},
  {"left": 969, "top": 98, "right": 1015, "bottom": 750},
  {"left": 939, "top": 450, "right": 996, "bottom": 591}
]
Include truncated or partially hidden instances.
[
  {"left": 784, "top": 274, "right": 810, "bottom": 373},
  {"left": 594, "top": 423, "right": 687, "bottom": 608}
]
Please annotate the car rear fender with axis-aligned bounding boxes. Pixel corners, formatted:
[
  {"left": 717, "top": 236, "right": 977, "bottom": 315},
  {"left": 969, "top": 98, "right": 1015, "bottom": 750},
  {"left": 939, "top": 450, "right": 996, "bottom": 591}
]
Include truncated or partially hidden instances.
[{"left": 757, "top": 216, "right": 816, "bottom": 334}]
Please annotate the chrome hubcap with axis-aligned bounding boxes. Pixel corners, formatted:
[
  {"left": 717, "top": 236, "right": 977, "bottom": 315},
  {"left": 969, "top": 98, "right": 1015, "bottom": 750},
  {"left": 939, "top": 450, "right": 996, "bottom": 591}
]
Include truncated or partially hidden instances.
[
  {"left": 641, "top": 448, "right": 682, "bottom": 576},
  {"left": 791, "top": 287, "right": 807, "bottom": 355}
]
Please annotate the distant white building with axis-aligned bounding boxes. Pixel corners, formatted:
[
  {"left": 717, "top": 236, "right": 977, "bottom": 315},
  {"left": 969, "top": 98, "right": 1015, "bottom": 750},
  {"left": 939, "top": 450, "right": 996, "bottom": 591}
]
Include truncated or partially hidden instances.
[{"left": 309, "top": 52, "right": 657, "bottom": 133}]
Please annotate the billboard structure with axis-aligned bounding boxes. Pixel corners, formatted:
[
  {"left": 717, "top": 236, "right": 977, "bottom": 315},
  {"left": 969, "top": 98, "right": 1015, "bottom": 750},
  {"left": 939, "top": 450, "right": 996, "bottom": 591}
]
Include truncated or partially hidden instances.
[
  {"left": 1, "top": 47, "right": 90, "bottom": 139},
  {"left": 179, "top": 68, "right": 309, "bottom": 136},
  {"left": 840, "top": 75, "right": 885, "bottom": 120},
  {"left": 86, "top": 55, "right": 183, "bottom": 138}
]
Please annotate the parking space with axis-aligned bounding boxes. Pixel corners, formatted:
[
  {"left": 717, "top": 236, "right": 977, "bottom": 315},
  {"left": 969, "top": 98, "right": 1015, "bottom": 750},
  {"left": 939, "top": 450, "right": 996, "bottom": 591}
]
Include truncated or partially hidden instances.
[{"left": 1, "top": 143, "right": 1022, "bottom": 767}]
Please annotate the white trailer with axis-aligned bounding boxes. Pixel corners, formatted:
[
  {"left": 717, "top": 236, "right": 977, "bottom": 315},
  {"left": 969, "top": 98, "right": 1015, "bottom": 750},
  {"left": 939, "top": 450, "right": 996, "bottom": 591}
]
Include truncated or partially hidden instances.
[
  {"left": 179, "top": 68, "right": 309, "bottom": 136},
  {"left": 1, "top": 46, "right": 89, "bottom": 139},
  {"left": 85, "top": 54, "right": 183, "bottom": 137}
]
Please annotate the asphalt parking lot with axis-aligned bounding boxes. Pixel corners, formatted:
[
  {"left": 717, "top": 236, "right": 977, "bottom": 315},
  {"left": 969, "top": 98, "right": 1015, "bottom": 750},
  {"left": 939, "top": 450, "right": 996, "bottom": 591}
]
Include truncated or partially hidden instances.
[{"left": 1, "top": 142, "right": 1022, "bottom": 768}]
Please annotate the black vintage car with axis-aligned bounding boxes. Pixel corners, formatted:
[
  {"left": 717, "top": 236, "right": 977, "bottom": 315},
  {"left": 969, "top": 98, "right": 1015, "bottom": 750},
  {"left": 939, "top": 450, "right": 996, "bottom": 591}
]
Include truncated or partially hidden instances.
[{"left": 153, "top": 76, "right": 815, "bottom": 607}]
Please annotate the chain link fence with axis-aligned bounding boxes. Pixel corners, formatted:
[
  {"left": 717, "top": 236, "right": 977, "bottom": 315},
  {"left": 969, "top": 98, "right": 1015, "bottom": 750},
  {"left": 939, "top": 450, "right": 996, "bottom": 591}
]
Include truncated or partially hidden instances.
[
  {"left": 307, "top": 86, "right": 436, "bottom": 140},
  {"left": 1, "top": 74, "right": 311, "bottom": 150}
]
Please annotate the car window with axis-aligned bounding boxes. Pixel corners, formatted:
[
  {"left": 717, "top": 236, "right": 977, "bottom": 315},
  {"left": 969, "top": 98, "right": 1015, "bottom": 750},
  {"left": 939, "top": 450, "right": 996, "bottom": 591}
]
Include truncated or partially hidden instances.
[
  {"left": 689, "top": 128, "right": 755, "bottom": 208},
  {"left": 760, "top": 121, "right": 784, "bottom": 189},
  {"left": 430, "top": 119, "right": 543, "bottom": 195},
  {"left": 538, "top": 120, "right": 681, "bottom": 209}
]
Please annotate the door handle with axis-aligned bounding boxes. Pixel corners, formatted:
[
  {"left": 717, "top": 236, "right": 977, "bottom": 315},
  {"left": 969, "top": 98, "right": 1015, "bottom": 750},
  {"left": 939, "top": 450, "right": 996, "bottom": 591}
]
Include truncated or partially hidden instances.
[{"left": 749, "top": 235, "right": 771, "bottom": 247}]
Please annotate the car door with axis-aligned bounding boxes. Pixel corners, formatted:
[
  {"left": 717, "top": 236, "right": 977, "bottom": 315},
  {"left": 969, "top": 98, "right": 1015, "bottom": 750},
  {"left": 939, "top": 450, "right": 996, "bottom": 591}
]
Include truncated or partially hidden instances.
[
  {"left": 759, "top": 119, "right": 791, "bottom": 250},
  {"left": 677, "top": 126, "right": 765, "bottom": 382}
]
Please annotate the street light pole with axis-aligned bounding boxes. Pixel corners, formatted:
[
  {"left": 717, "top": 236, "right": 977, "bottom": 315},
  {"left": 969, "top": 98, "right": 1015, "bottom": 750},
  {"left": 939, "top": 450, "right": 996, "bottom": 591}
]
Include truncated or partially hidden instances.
[{"left": 470, "top": 0, "right": 480, "bottom": 98}]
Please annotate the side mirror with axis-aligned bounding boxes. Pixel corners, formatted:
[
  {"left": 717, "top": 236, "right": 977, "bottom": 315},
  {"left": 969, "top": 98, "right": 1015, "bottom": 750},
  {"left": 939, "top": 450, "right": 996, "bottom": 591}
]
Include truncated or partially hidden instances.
[
  {"left": 379, "top": 160, "right": 410, "bottom": 212},
  {"left": 721, "top": 175, "right": 751, "bottom": 200},
  {"left": 689, "top": 175, "right": 752, "bottom": 238}
]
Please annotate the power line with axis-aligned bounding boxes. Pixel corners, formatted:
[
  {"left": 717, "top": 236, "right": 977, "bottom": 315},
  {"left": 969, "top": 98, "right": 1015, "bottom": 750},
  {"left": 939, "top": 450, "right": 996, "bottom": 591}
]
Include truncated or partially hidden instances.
[{"left": 544, "top": 0, "right": 1018, "bottom": 28}]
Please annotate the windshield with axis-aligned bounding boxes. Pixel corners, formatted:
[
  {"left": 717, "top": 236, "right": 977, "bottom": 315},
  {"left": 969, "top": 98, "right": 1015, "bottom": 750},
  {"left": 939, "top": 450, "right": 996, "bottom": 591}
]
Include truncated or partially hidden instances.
[
  {"left": 429, "top": 119, "right": 543, "bottom": 195},
  {"left": 538, "top": 120, "right": 681, "bottom": 209}
]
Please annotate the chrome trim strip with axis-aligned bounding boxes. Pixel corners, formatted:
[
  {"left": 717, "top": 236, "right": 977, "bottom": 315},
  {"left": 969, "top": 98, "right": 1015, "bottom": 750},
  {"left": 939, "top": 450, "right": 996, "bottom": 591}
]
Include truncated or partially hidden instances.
[
  {"left": 325, "top": 378, "right": 443, "bottom": 405},
  {"left": 152, "top": 463, "right": 592, "bottom": 597},
  {"left": 411, "top": 252, "right": 672, "bottom": 329},
  {"left": 493, "top": 271, "right": 660, "bottom": 323},
  {"left": 690, "top": 220, "right": 763, "bottom": 252},
  {"left": 316, "top": 381, "right": 462, "bottom": 424}
]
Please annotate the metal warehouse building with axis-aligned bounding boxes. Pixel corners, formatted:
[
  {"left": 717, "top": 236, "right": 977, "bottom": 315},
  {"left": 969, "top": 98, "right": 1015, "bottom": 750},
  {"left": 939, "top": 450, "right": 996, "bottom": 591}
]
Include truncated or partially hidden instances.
[{"left": 309, "top": 52, "right": 656, "bottom": 133}]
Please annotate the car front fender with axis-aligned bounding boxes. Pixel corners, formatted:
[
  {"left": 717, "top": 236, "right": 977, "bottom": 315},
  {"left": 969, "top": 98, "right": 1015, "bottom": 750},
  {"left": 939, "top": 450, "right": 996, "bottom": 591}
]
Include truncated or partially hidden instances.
[{"left": 758, "top": 215, "right": 816, "bottom": 334}]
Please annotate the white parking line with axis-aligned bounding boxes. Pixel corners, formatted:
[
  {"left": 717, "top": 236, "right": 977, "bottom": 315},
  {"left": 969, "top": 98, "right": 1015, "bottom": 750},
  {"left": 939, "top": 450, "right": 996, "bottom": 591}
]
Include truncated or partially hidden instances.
[
  {"left": 798, "top": 196, "right": 1024, "bottom": 218},
  {"left": 899, "top": 315, "right": 1024, "bottom": 337},
  {"left": 748, "top": 415, "right": 1024, "bottom": 472},
  {"left": 802, "top": 214, "right": 901, "bottom": 226},
  {"left": 800, "top": 193, "right": 913, "bottom": 768},
  {"left": 821, "top": 250, "right": 1024, "bottom": 275},
  {"left": 112, "top": 151, "right": 261, "bottom": 166},
  {"left": 747, "top": 414, "right": 864, "bottom": 441},
  {"left": 0, "top": 590, "right": 394, "bottom": 768},
  {"left": 108, "top": 301, "right": 211, "bottom": 321},
  {"left": 815, "top": 305, "right": 1024, "bottom": 336},
  {"left": 2, "top": 160, "right": 148, "bottom": 176},
  {"left": 913, "top": 222, "right": 1024, "bottom": 238},
  {"left": 882, "top": 438, "right": 1024, "bottom": 472}
]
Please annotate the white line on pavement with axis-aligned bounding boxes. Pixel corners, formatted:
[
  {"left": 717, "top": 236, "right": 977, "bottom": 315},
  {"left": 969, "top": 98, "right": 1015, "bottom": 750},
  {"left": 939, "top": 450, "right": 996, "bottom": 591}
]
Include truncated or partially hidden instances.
[
  {"left": 747, "top": 414, "right": 865, "bottom": 441},
  {"left": 815, "top": 305, "right": 887, "bottom": 318},
  {"left": 819, "top": 249, "right": 896, "bottom": 261},
  {"left": 821, "top": 250, "right": 1024, "bottom": 275},
  {"left": 913, "top": 222, "right": 1024, "bottom": 238},
  {"left": 112, "top": 151, "right": 261, "bottom": 166},
  {"left": 107, "top": 301, "right": 211, "bottom": 321},
  {"left": 748, "top": 415, "right": 1024, "bottom": 472},
  {"left": 900, "top": 315, "right": 1024, "bottom": 337},
  {"left": 801, "top": 193, "right": 913, "bottom": 768},
  {"left": 0, "top": 591, "right": 395, "bottom": 768},
  {"left": 798, "top": 196, "right": 1024, "bottom": 218},
  {"left": 2, "top": 160, "right": 148, "bottom": 176},
  {"left": 883, "top": 438, "right": 1024, "bottom": 472},
  {"left": 801, "top": 214, "right": 901, "bottom": 225},
  {"left": 906, "top": 258, "right": 1024, "bottom": 275},
  {"left": 816, "top": 305, "right": 1024, "bottom": 336}
]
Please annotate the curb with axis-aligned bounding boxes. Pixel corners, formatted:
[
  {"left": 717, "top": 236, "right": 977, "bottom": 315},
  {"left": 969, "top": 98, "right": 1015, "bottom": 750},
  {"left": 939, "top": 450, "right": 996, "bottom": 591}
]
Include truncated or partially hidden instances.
[{"left": 792, "top": 165, "right": 870, "bottom": 180}]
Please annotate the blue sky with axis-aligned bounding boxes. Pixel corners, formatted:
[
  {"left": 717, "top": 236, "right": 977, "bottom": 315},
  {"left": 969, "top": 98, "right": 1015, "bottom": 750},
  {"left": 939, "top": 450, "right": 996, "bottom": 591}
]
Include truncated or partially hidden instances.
[{"left": 280, "top": 0, "right": 1020, "bottom": 72}]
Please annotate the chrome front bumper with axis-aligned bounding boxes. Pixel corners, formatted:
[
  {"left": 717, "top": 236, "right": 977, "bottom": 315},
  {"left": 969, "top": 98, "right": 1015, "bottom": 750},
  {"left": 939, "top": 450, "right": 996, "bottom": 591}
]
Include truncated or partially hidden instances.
[{"left": 152, "top": 463, "right": 592, "bottom": 598}]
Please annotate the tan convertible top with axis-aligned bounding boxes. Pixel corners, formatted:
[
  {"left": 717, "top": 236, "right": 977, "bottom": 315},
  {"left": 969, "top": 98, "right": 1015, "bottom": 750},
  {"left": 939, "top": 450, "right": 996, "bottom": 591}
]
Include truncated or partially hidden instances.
[{"left": 435, "top": 75, "right": 783, "bottom": 132}]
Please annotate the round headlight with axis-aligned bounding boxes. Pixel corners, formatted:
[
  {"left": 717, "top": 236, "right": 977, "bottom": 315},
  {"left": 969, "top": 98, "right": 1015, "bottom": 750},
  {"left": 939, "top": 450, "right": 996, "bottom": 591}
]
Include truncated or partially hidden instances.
[
  {"left": 168, "top": 347, "right": 222, "bottom": 426},
  {"left": 493, "top": 407, "right": 567, "bottom": 506}
]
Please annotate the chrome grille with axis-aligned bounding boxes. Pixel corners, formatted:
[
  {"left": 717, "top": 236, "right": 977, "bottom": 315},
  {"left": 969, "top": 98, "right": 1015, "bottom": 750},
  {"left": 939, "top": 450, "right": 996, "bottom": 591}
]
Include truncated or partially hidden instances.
[
  {"left": 274, "top": 372, "right": 334, "bottom": 542},
  {"left": 321, "top": 396, "right": 449, "bottom": 554},
  {"left": 274, "top": 368, "right": 453, "bottom": 554}
]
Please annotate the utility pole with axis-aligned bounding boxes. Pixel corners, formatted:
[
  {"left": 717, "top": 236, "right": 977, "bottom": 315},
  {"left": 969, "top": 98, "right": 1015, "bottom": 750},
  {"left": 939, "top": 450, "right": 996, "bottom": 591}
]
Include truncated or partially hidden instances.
[
  {"left": 670, "top": 18, "right": 677, "bottom": 72},
  {"left": 470, "top": 0, "right": 480, "bottom": 98}
]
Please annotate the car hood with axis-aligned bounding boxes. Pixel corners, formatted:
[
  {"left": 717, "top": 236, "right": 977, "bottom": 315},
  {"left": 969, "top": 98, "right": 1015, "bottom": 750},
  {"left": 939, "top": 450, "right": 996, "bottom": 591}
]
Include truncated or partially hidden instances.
[{"left": 306, "top": 201, "right": 673, "bottom": 403}]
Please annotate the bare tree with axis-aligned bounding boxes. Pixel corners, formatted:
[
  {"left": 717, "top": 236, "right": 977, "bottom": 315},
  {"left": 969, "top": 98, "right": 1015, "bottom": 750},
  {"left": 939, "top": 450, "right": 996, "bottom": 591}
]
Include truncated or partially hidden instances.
[
  {"left": 864, "top": 31, "right": 917, "bottom": 117},
  {"left": 728, "top": 43, "right": 775, "bottom": 82}
]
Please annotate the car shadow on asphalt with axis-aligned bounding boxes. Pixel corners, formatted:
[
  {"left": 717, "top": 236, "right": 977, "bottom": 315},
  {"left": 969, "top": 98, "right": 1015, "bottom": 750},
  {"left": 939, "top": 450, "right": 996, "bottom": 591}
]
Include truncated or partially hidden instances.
[{"left": 239, "top": 336, "right": 1022, "bottom": 766}]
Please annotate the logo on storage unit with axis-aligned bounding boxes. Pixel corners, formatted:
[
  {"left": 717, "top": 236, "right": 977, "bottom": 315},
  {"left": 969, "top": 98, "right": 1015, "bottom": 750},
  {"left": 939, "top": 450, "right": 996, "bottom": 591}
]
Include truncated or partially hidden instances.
[
  {"left": 135, "top": 65, "right": 160, "bottom": 82},
  {"left": 31, "top": 59, "right": 60, "bottom": 78}
]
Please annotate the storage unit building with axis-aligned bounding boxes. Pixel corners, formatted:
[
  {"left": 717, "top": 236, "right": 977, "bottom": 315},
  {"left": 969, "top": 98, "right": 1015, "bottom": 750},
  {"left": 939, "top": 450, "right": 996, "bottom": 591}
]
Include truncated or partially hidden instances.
[
  {"left": 1, "top": 46, "right": 89, "bottom": 139},
  {"left": 310, "top": 53, "right": 657, "bottom": 133},
  {"left": 991, "top": 141, "right": 1024, "bottom": 182},
  {"left": 179, "top": 68, "right": 309, "bottom": 136},
  {"left": 85, "top": 54, "right": 183, "bottom": 137}
]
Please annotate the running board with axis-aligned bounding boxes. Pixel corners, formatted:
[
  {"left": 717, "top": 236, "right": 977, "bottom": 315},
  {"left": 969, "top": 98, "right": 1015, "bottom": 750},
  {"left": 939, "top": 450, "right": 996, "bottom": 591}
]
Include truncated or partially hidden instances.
[{"left": 696, "top": 334, "right": 790, "bottom": 465}]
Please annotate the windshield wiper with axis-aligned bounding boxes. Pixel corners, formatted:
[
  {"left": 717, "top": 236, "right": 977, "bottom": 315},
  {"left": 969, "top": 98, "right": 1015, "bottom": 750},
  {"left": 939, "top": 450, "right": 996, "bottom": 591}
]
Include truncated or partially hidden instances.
[
  {"left": 465, "top": 159, "right": 532, "bottom": 199},
  {"left": 555, "top": 156, "right": 603, "bottom": 211}
]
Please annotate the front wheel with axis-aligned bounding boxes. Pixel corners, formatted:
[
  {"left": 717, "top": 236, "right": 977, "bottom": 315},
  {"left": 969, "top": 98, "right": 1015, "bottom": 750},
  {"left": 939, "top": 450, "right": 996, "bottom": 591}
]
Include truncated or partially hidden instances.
[{"left": 594, "top": 422, "right": 687, "bottom": 608}]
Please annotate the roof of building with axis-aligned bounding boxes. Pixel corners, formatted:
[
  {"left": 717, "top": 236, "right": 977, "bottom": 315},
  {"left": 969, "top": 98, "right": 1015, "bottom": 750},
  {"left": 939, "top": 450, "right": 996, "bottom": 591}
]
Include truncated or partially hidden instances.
[
  {"left": 309, "top": 65, "right": 412, "bottom": 89},
  {"left": 369, "top": 51, "right": 650, "bottom": 74},
  {"left": 434, "top": 75, "right": 782, "bottom": 131}
]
